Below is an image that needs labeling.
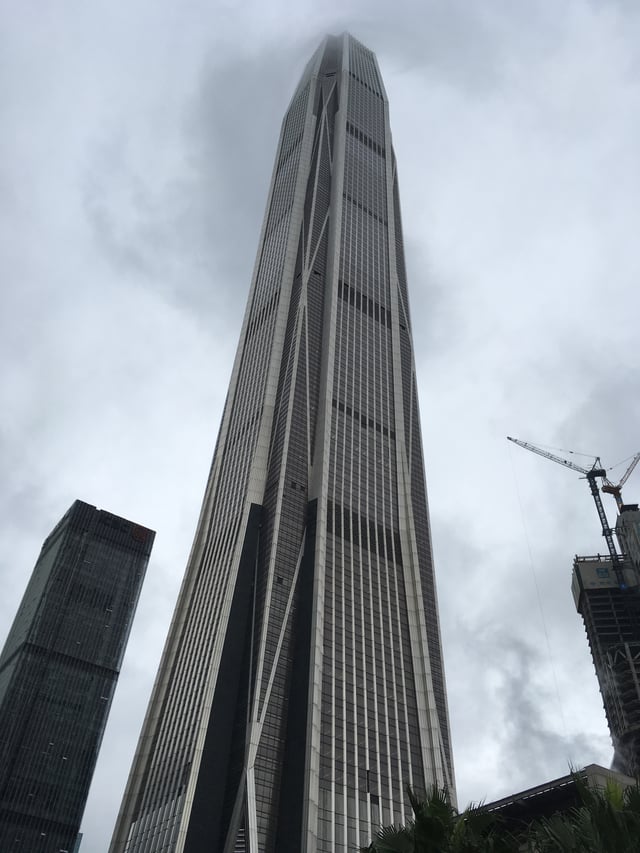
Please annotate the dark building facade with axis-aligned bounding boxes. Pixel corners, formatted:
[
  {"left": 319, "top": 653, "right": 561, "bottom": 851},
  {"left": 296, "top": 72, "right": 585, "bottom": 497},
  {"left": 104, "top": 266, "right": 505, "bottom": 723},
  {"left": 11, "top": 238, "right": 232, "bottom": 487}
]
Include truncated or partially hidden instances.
[
  {"left": 0, "top": 500, "right": 154, "bottom": 852},
  {"left": 110, "top": 33, "right": 454, "bottom": 853}
]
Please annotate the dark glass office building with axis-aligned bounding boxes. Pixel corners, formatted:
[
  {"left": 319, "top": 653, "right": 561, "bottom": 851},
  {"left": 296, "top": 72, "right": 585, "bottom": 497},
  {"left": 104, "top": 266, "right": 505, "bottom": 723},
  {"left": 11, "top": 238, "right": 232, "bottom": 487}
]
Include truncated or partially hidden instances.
[
  {"left": 0, "top": 500, "right": 154, "bottom": 852},
  {"left": 111, "top": 33, "right": 454, "bottom": 853}
]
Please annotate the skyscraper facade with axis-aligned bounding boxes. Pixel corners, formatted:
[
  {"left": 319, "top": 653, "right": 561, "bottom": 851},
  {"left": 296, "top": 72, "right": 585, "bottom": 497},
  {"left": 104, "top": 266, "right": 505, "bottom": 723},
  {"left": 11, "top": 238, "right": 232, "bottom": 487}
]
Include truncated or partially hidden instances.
[
  {"left": 0, "top": 500, "right": 154, "bottom": 853},
  {"left": 111, "top": 33, "right": 454, "bottom": 853}
]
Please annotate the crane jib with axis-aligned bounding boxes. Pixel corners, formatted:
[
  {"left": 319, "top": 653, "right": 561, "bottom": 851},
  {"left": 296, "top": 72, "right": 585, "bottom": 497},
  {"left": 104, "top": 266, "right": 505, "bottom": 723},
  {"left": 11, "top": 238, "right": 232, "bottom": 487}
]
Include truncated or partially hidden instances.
[{"left": 507, "top": 436, "right": 636, "bottom": 589}]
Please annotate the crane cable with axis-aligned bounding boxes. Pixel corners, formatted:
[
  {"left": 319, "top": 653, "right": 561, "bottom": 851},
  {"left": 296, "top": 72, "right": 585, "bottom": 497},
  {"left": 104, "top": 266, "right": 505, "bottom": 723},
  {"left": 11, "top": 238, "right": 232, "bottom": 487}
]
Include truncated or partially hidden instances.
[
  {"left": 531, "top": 442, "right": 598, "bottom": 461},
  {"left": 608, "top": 452, "right": 638, "bottom": 472},
  {"left": 507, "top": 441, "right": 569, "bottom": 742},
  {"left": 524, "top": 441, "right": 636, "bottom": 474}
]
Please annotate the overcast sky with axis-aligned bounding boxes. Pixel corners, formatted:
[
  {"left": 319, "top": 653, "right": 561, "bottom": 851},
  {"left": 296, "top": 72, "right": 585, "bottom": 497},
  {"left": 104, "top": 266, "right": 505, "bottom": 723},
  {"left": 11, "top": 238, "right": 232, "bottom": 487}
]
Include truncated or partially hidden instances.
[{"left": 2, "top": 1, "right": 640, "bottom": 850}]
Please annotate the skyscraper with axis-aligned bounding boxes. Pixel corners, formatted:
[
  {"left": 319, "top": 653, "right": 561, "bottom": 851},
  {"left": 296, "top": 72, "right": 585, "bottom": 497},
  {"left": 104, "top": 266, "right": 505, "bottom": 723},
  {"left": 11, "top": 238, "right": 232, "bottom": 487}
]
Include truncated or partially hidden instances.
[
  {"left": 111, "top": 33, "right": 454, "bottom": 853},
  {"left": 0, "top": 500, "right": 154, "bottom": 853}
]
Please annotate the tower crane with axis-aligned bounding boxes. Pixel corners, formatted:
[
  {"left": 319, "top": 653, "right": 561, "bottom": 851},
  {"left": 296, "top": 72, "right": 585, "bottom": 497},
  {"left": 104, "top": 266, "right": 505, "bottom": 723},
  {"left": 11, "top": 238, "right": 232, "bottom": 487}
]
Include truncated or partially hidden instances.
[{"left": 507, "top": 436, "right": 627, "bottom": 588}]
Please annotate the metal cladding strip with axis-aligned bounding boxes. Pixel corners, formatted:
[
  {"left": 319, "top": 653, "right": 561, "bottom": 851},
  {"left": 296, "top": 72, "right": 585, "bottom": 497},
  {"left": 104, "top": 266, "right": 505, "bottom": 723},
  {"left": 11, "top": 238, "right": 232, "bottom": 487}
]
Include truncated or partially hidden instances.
[
  {"left": 252, "top": 274, "right": 307, "bottom": 733},
  {"left": 254, "top": 533, "right": 307, "bottom": 744},
  {"left": 379, "top": 154, "right": 416, "bottom": 803},
  {"left": 387, "top": 158, "right": 453, "bottom": 797},
  {"left": 331, "top": 37, "right": 351, "bottom": 850},
  {"left": 247, "top": 90, "right": 318, "bottom": 733},
  {"left": 301, "top": 45, "right": 349, "bottom": 853},
  {"left": 349, "top": 38, "right": 386, "bottom": 838},
  {"left": 383, "top": 109, "right": 447, "bottom": 795},
  {"left": 246, "top": 765, "right": 258, "bottom": 852}
]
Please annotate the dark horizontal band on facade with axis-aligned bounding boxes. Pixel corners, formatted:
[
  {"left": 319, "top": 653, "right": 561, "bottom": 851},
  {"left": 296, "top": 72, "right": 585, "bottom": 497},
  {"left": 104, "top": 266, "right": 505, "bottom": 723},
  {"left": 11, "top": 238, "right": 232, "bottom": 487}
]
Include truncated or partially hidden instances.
[
  {"left": 343, "top": 192, "right": 388, "bottom": 226},
  {"left": 348, "top": 70, "right": 383, "bottom": 100},
  {"left": 0, "top": 642, "right": 119, "bottom": 681},
  {"left": 327, "top": 499, "right": 403, "bottom": 566},
  {"left": 346, "top": 120, "right": 385, "bottom": 156},
  {"left": 332, "top": 398, "right": 395, "bottom": 440},
  {"left": 337, "top": 279, "right": 391, "bottom": 329},
  {"left": 0, "top": 808, "right": 78, "bottom": 841}
]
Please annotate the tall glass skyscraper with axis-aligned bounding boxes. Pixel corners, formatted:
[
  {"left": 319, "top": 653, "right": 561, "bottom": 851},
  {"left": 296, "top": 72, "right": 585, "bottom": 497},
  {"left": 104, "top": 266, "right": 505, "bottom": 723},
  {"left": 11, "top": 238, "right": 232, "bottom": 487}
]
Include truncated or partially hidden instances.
[
  {"left": 0, "top": 500, "right": 154, "bottom": 853},
  {"left": 111, "top": 33, "right": 454, "bottom": 853}
]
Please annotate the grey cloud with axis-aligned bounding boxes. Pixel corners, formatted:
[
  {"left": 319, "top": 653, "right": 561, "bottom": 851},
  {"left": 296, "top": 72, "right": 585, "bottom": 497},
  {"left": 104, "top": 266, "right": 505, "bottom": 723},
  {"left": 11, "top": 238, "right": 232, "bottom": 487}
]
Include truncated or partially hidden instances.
[
  {"left": 81, "top": 38, "right": 313, "bottom": 325},
  {"left": 494, "top": 633, "right": 603, "bottom": 783},
  {"left": 555, "top": 368, "right": 640, "bottom": 468},
  {"left": 83, "top": 137, "right": 157, "bottom": 278},
  {"left": 446, "top": 622, "right": 611, "bottom": 805}
]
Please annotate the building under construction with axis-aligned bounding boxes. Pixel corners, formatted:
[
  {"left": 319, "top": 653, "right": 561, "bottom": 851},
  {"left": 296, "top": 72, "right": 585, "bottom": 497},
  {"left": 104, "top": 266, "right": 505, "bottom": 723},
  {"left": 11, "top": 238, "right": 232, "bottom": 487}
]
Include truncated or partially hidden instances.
[
  {"left": 508, "top": 438, "right": 640, "bottom": 779},
  {"left": 572, "top": 505, "right": 640, "bottom": 777}
]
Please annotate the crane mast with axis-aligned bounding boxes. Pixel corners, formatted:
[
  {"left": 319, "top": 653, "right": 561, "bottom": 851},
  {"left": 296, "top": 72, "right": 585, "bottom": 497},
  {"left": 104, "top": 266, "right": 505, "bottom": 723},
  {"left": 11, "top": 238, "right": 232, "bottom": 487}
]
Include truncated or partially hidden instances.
[
  {"left": 583, "top": 472, "right": 626, "bottom": 586},
  {"left": 507, "top": 436, "right": 627, "bottom": 587}
]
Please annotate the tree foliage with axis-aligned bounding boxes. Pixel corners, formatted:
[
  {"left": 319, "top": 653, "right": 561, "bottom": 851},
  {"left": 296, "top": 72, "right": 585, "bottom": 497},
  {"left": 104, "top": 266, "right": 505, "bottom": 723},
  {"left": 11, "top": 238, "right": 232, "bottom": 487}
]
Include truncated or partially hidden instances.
[
  {"left": 362, "top": 777, "right": 640, "bottom": 853},
  {"left": 361, "top": 785, "right": 516, "bottom": 852},
  {"left": 526, "top": 778, "right": 640, "bottom": 852}
]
